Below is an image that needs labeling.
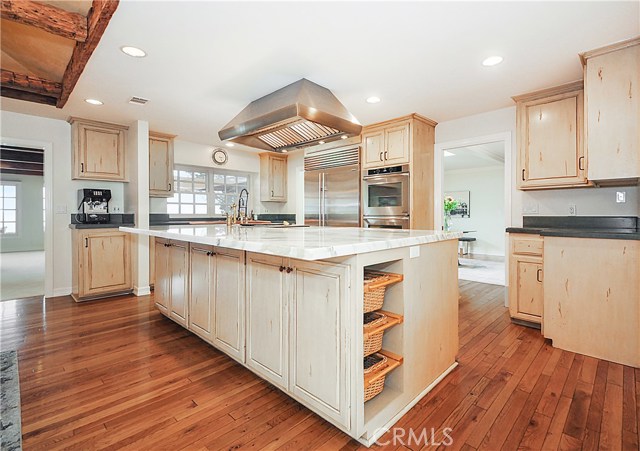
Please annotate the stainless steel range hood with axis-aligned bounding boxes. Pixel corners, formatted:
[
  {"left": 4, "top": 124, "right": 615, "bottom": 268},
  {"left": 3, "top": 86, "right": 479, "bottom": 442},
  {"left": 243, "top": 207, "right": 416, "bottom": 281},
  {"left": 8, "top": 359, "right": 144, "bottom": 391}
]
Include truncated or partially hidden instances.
[{"left": 218, "top": 79, "right": 362, "bottom": 152}]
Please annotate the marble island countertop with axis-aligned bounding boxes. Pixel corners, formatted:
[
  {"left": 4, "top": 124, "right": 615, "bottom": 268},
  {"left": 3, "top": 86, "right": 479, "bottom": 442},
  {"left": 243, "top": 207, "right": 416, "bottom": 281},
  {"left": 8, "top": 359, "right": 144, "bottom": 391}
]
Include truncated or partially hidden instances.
[{"left": 121, "top": 225, "right": 463, "bottom": 260}]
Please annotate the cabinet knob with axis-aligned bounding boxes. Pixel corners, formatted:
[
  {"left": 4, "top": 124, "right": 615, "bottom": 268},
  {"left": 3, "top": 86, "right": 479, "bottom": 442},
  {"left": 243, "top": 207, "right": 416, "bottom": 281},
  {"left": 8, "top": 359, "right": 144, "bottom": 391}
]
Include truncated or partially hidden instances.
[
  {"left": 286, "top": 267, "right": 293, "bottom": 273},
  {"left": 279, "top": 265, "right": 286, "bottom": 272}
]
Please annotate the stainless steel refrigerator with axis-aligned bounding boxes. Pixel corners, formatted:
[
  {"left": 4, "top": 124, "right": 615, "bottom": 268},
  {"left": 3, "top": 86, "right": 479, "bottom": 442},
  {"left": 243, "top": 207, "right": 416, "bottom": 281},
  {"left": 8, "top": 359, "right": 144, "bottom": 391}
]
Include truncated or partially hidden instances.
[{"left": 304, "top": 146, "right": 360, "bottom": 227}]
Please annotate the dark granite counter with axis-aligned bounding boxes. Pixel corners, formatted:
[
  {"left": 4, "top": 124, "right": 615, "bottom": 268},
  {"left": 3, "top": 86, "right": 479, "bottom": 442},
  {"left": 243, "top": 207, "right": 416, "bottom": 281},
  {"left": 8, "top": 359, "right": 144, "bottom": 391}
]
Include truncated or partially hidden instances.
[
  {"left": 506, "top": 216, "right": 640, "bottom": 240},
  {"left": 69, "top": 214, "right": 135, "bottom": 229}
]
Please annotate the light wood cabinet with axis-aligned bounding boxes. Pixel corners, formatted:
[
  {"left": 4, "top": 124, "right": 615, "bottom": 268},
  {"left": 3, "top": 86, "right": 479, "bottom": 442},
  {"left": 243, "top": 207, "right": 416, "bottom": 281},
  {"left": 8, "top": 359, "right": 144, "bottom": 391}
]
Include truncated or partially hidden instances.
[
  {"left": 581, "top": 37, "right": 640, "bottom": 184},
  {"left": 289, "top": 259, "right": 350, "bottom": 429},
  {"left": 362, "top": 121, "right": 410, "bottom": 169},
  {"left": 246, "top": 253, "right": 289, "bottom": 389},
  {"left": 189, "top": 244, "right": 214, "bottom": 342},
  {"left": 149, "top": 132, "right": 176, "bottom": 197},
  {"left": 212, "top": 248, "right": 245, "bottom": 361},
  {"left": 71, "top": 228, "right": 132, "bottom": 301},
  {"left": 259, "top": 152, "right": 288, "bottom": 202},
  {"left": 69, "top": 117, "right": 128, "bottom": 181},
  {"left": 508, "top": 234, "right": 543, "bottom": 324},
  {"left": 543, "top": 237, "right": 639, "bottom": 367},
  {"left": 361, "top": 114, "right": 437, "bottom": 229},
  {"left": 513, "top": 81, "right": 588, "bottom": 189},
  {"left": 154, "top": 238, "right": 188, "bottom": 327}
]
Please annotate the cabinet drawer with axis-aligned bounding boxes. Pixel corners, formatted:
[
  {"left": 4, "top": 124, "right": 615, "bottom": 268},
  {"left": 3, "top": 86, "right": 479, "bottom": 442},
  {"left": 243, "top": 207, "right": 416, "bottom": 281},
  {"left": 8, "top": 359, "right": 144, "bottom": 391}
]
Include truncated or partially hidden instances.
[{"left": 512, "top": 237, "right": 543, "bottom": 256}]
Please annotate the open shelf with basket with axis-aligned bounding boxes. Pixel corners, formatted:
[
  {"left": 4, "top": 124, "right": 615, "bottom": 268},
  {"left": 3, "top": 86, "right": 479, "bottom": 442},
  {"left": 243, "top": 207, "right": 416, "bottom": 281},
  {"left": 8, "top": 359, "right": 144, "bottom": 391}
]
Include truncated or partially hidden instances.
[{"left": 362, "top": 268, "right": 404, "bottom": 404}]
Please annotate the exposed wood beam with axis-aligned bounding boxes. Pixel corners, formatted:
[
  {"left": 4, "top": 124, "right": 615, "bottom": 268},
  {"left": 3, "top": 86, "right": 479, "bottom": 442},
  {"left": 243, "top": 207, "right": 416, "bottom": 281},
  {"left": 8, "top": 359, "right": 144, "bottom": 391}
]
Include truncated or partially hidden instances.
[
  {"left": 1, "top": 69, "right": 62, "bottom": 96},
  {"left": 0, "top": 86, "right": 57, "bottom": 106},
  {"left": 1, "top": 0, "right": 88, "bottom": 42},
  {"left": 57, "top": 0, "right": 119, "bottom": 108},
  {"left": 0, "top": 148, "right": 45, "bottom": 164},
  {"left": 0, "top": 168, "right": 44, "bottom": 176},
  {"left": 0, "top": 161, "right": 43, "bottom": 172}
]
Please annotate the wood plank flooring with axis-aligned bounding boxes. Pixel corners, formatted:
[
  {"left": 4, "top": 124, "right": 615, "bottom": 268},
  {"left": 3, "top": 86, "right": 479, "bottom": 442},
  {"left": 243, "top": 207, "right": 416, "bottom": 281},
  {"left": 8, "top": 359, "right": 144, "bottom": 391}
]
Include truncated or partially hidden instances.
[{"left": 1, "top": 280, "right": 637, "bottom": 450}]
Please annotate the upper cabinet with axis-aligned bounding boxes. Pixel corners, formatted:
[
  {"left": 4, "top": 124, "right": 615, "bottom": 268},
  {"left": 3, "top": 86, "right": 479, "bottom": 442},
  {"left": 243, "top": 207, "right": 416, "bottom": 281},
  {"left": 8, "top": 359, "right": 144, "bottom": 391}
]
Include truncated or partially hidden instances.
[
  {"left": 149, "top": 132, "right": 176, "bottom": 197},
  {"left": 362, "top": 120, "right": 410, "bottom": 169},
  {"left": 259, "top": 152, "right": 288, "bottom": 202},
  {"left": 69, "top": 117, "right": 128, "bottom": 181},
  {"left": 513, "top": 81, "right": 588, "bottom": 190},
  {"left": 581, "top": 37, "right": 640, "bottom": 185}
]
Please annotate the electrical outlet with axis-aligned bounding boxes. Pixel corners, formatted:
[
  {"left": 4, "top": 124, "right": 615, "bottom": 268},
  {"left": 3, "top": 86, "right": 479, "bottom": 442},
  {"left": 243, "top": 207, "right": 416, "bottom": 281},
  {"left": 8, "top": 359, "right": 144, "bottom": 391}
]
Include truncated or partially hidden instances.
[
  {"left": 616, "top": 191, "right": 626, "bottom": 203},
  {"left": 111, "top": 205, "right": 122, "bottom": 213},
  {"left": 522, "top": 203, "right": 539, "bottom": 214},
  {"left": 568, "top": 204, "right": 577, "bottom": 216},
  {"left": 55, "top": 205, "right": 67, "bottom": 214}
]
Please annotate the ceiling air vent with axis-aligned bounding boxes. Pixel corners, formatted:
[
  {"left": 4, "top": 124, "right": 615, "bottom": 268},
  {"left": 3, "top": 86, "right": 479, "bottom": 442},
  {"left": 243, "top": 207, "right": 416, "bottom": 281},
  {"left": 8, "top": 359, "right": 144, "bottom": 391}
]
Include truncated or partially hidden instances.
[{"left": 128, "top": 96, "right": 149, "bottom": 105}]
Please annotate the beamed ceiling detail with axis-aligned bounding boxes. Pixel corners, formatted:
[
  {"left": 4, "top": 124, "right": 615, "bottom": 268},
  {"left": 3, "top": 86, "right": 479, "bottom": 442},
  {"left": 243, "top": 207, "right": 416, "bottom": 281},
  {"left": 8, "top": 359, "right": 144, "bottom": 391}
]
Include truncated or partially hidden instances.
[{"left": 0, "top": 0, "right": 119, "bottom": 108}]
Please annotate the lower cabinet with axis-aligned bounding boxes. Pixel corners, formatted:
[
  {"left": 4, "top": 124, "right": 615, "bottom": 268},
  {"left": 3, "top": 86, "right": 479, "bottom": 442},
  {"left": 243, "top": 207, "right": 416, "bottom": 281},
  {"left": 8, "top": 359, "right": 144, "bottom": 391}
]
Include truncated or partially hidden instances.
[
  {"left": 189, "top": 244, "right": 245, "bottom": 362},
  {"left": 245, "top": 253, "right": 350, "bottom": 428},
  {"left": 508, "top": 234, "right": 544, "bottom": 324},
  {"left": 154, "top": 238, "right": 188, "bottom": 327},
  {"left": 289, "top": 259, "right": 350, "bottom": 429},
  {"left": 246, "top": 253, "right": 289, "bottom": 389},
  {"left": 72, "top": 228, "right": 132, "bottom": 301}
]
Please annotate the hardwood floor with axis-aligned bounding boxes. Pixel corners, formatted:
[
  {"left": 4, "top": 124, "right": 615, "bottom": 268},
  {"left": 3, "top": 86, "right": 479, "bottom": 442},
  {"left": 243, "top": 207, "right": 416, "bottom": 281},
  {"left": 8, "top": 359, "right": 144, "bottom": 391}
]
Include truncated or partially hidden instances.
[{"left": 1, "top": 280, "right": 637, "bottom": 450}]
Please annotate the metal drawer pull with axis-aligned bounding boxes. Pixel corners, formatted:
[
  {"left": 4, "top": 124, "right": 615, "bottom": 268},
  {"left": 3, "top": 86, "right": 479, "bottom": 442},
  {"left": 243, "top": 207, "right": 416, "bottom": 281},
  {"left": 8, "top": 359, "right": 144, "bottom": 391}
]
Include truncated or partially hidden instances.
[
  {"left": 522, "top": 169, "right": 525, "bottom": 181},
  {"left": 384, "top": 151, "right": 388, "bottom": 160},
  {"left": 80, "top": 162, "right": 84, "bottom": 173},
  {"left": 578, "top": 156, "right": 585, "bottom": 171},
  {"left": 536, "top": 268, "right": 543, "bottom": 282},
  {"left": 85, "top": 237, "right": 88, "bottom": 248}
]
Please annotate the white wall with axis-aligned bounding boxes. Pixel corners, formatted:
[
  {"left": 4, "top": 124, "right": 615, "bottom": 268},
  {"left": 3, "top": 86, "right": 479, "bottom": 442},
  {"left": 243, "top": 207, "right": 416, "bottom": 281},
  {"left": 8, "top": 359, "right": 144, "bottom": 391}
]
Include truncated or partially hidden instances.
[
  {"left": 0, "top": 174, "right": 44, "bottom": 252},
  {"left": 436, "top": 106, "right": 640, "bottom": 227},
  {"left": 444, "top": 166, "right": 505, "bottom": 256},
  {"left": 151, "top": 139, "right": 303, "bottom": 218},
  {"left": 0, "top": 111, "right": 127, "bottom": 297}
]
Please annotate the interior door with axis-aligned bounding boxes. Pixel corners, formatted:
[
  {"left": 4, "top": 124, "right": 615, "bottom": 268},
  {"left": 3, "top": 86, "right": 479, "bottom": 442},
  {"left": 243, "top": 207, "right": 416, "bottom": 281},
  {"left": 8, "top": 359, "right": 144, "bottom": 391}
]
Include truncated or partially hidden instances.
[
  {"left": 304, "top": 170, "right": 322, "bottom": 226},
  {"left": 323, "top": 166, "right": 360, "bottom": 227}
]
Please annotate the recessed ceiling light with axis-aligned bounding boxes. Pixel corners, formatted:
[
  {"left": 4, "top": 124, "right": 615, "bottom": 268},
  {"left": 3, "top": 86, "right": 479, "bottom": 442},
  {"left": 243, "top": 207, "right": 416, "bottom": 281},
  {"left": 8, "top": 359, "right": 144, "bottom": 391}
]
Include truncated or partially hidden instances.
[
  {"left": 366, "top": 96, "right": 381, "bottom": 104},
  {"left": 225, "top": 142, "right": 234, "bottom": 147},
  {"left": 281, "top": 149, "right": 288, "bottom": 153},
  {"left": 340, "top": 135, "right": 348, "bottom": 140},
  {"left": 318, "top": 141, "right": 325, "bottom": 145},
  {"left": 482, "top": 56, "right": 503, "bottom": 67},
  {"left": 444, "top": 151, "right": 455, "bottom": 157},
  {"left": 121, "top": 46, "right": 146, "bottom": 57},
  {"left": 85, "top": 98, "right": 103, "bottom": 105}
]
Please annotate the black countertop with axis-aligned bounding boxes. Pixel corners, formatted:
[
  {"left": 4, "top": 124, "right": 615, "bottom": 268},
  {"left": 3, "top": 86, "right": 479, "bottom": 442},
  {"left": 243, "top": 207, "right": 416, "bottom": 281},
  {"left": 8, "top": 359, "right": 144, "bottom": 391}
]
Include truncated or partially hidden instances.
[
  {"left": 69, "top": 214, "right": 135, "bottom": 230},
  {"left": 506, "top": 216, "right": 640, "bottom": 240}
]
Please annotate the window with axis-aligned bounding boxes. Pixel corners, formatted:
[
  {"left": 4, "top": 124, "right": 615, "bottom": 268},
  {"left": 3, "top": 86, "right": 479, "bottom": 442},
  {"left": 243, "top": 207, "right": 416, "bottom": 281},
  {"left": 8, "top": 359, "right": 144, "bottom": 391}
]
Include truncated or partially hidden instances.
[
  {"left": 0, "top": 182, "right": 18, "bottom": 235},
  {"left": 167, "top": 166, "right": 250, "bottom": 216}
]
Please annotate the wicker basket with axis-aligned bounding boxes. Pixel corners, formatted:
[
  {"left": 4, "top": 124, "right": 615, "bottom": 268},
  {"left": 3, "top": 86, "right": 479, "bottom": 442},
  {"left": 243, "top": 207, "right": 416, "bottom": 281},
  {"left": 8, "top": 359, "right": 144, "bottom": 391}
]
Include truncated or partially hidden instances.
[
  {"left": 363, "top": 312, "right": 387, "bottom": 357},
  {"left": 364, "top": 353, "right": 388, "bottom": 402},
  {"left": 363, "top": 271, "right": 403, "bottom": 313}
]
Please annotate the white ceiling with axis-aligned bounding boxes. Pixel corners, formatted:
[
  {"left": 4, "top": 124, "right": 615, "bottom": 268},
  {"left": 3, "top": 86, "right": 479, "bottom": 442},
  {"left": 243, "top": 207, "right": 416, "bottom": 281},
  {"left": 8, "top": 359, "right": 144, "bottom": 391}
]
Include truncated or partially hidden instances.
[
  {"left": 1, "top": 1, "right": 638, "bottom": 151},
  {"left": 444, "top": 141, "right": 504, "bottom": 171}
]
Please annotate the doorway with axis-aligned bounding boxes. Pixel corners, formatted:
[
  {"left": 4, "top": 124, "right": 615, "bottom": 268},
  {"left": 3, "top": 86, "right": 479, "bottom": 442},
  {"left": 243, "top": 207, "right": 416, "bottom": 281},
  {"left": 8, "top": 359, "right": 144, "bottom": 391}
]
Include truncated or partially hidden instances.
[
  {"left": 0, "top": 140, "right": 53, "bottom": 301},
  {"left": 434, "top": 133, "right": 512, "bottom": 286}
]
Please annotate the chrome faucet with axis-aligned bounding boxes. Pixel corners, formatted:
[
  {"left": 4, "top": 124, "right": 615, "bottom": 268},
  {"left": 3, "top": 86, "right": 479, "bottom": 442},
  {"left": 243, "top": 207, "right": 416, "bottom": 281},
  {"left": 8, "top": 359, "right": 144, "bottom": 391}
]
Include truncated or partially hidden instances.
[{"left": 238, "top": 189, "right": 249, "bottom": 221}]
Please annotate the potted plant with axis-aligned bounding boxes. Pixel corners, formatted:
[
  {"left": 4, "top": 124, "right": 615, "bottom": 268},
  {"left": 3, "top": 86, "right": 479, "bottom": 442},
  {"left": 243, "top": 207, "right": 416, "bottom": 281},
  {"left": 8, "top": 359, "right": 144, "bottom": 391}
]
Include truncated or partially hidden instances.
[{"left": 443, "top": 196, "right": 458, "bottom": 231}]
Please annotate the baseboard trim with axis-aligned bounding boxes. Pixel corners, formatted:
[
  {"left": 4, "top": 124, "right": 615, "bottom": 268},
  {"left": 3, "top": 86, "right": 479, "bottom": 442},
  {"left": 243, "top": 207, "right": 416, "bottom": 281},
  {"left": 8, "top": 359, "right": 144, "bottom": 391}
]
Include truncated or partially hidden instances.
[
  {"left": 51, "top": 287, "right": 72, "bottom": 298},
  {"left": 134, "top": 286, "right": 151, "bottom": 296}
]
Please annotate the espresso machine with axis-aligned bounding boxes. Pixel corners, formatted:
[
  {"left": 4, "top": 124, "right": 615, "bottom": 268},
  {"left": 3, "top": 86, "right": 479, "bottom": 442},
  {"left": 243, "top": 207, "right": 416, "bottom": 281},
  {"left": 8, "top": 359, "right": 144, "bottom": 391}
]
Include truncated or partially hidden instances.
[{"left": 77, "top": 189, "right": 111, "bottom": 223}]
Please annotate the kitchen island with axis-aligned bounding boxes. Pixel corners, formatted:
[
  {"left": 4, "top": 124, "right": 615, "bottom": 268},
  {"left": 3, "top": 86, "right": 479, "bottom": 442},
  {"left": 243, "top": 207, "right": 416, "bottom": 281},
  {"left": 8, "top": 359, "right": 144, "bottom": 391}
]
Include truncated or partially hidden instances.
[{"left": 121, "top": 224, "right": 462, "bottom": 446}]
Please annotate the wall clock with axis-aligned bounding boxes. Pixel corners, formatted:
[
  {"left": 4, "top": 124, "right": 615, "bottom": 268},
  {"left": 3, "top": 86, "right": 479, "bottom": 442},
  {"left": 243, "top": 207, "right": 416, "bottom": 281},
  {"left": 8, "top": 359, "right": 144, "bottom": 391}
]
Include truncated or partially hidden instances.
[{"left": 212, "top": 147, "right": 228, "bottom": 165}]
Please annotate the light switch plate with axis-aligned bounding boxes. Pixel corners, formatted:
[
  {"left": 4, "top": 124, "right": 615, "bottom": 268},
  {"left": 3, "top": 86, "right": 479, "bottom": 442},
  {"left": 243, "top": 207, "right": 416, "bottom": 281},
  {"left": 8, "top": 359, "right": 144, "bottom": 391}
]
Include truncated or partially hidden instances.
[{"left": 616, "top": 191, "right": 626, "bottom": 203}]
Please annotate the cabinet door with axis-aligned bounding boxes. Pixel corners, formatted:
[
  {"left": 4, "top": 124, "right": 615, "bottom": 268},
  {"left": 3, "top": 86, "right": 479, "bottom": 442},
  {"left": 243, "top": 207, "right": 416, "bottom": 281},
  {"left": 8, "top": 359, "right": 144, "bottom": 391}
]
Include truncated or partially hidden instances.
[
  {"left": 586, "top": 43, "right": 640, "bottom": 181},
  {"left": 362, "top": 130, "right": 384, "bottom": 168},
  {"left": 543, "top": 237, "right": 639, "bottom": 367},
  {"left": 522, "top": 95, "right": 584, "bottom": 187},
  {"left": 270, "top": 156, "right": 287, "bottom": 201},
  {"left": 246, "top": 253, "right": 288, "bottom": 389},
  {"left": 289, "top": 260, "right": 350, "bottom": 429},
  {"left": 169, "top": 241, "right": 189, "bottom": 327},
  {"left": 189, "top": 245, "right": 214, "bottom": 341},
  {"left": 154, "top": 239, "right": 170, "bottom": 314},
  {"left": 213, "top": 248, "right": 245, "bottom": 362},
  {"left": 75, "top": 123, "right": 126, "bottom": 181},
  {"left": 149, "top": 137, "right": 173, "bottom": 197},
  {"left": 384, "top": 122, "right": 410, "bottom": 164},
  {"left": 509, "top": 255, "right": 543, "bottom": 323},
  {"left": 81, "top": 230, "right": 131, "bottom": 297}
]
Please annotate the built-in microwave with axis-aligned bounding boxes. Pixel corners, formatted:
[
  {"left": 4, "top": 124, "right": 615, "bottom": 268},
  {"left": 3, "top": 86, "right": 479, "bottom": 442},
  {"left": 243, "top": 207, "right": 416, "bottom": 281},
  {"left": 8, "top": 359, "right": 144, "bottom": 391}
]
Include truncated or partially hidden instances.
[{"left": 362, "top": 165, "right": 410, "bottom": 217}]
